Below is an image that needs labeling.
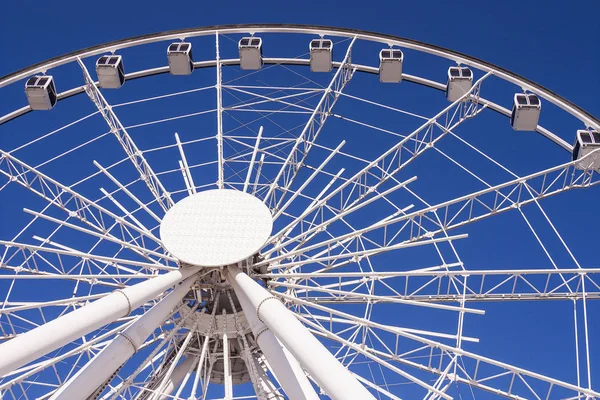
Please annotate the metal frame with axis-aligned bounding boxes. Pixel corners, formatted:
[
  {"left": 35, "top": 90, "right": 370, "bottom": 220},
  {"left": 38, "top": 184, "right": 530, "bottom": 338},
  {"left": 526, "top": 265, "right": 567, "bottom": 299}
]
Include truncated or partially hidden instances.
[
  {"left": 0, "top": 58, "right": 571, "bottom": 152},
  {"left": 1, "top": 24, "right": 598, "bottom": 131},
  {"left": 0, "top": 23, "right": 598, "bottom": 400}
]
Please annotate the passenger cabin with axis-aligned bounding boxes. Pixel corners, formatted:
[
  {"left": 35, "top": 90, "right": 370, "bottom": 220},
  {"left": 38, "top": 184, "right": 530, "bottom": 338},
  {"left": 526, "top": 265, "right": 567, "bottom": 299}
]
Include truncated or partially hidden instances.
[
  {"left": 96, "top": 55, "right": 125, "bottom": 89},
  {"left": 309, "top": 39, "right": 333, "bottom": 72},
  {"left": 445, "top": 67, "right": 473, "bottom": 102},
  {"left": 573, "top": 130, "right": 600, "bottom": 170},
  {"left": 510, "top": 93, "right": 541, "bottom": 131},
  {"left": 378, "top": 49, "right": 403, "bottom": 83},
  {"left": 167, "top": 42, "right": 194, "bottom": 75},
  {"left": 24, "top": 76, "right": 57, "bottom": 110},
  {"left": 239, "top": 37, "right": 263, "bottom": 70}
]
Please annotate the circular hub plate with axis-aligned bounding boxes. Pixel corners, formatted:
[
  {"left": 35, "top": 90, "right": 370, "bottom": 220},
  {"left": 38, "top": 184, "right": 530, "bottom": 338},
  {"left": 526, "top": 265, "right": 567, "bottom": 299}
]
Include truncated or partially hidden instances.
[{"left": 160, "top": 189, "right": 273, "bottom": 267}]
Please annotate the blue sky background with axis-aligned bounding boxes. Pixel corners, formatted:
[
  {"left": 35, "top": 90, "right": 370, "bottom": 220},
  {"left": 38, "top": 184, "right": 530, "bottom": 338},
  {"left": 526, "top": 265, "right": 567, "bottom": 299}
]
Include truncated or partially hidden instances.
[{"left": 1, "top": 1, "right": 599, "bottom": 399}]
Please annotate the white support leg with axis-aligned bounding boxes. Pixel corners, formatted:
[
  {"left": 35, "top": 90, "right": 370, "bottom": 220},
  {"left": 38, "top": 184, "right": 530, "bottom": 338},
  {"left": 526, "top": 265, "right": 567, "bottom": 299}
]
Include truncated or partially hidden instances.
[
  {"left": 231, "top": 278, "right": 318, "bottom": 400},
  {"left": 225, "top": 266, "right": 375, "bottom": 400},
  {"left": 151, "top": 324, "right": 197, "bottom": 400},
  {"left": 50, "top": 275, "right": 197, "bottom": 399},
  {"left": 173, "top": 355, "right": 197, "bottom": 399},
  {"left": 154, "top": 356, "right": 197, "bottom": 400},
  {"left": 0, "top": 266, "right": 200, "bottom": 376}
]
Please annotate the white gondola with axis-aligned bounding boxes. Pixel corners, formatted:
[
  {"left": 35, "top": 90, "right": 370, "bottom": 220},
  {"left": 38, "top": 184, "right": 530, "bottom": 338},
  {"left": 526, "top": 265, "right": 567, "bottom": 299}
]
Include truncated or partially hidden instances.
[
  {"left": 24, "top": 76, "right": 57, "bottom": 110},
  {"left": 573, "top": 130, "right": 600, "bottom": 170},
  {"left": 510, "top": 93, "right": 541, "bottom": 131},
  {"left": 238, "top": 37, "right": 262, "bottom": 70},
  {"left": 167, "top": 42, "right": 194, "bottom": 75},
  {"left": 445, "top": 66, "right": 473, "bottom": 102},
  {"left": 378, "top": 49, "right": 403, "bottom": 83},
  {"left": 309, "top": 39, "right": 333, "bottom": 72},
  {"left": 96, "top": 55, "right": 125, "bottom": 89}
]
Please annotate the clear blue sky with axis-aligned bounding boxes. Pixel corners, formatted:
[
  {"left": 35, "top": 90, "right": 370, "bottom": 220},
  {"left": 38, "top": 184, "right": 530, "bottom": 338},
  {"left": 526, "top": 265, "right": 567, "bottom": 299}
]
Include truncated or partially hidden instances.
[{"left": 1, "top": 1, "right": 599, "bottom": 398}]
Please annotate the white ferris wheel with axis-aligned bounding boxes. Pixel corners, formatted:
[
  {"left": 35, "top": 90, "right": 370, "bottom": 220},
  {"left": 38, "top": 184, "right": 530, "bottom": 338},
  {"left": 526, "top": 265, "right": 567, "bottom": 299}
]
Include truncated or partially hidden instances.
[{"left": 0, "top": 24, "right": 598, "bottom": 400}]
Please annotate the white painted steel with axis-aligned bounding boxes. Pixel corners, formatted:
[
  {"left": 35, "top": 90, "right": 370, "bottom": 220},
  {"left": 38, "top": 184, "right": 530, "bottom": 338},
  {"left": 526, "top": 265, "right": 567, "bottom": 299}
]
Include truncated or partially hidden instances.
[
  {"left": 228, "top": 271, "right": 319, "bottom": 400},
  {"left": 94, "top": 160, "right": 162, "bottom": 223},
  {"left": 258, "top": 151, "right": 600, "bottom": 270},
  {"left": 0, "top": 149, "right": 166, "bottom": 250},
  {"left": 151, "top": 324, "right": 197, "bottom": 400},
  {"left": 154, "top": 356, "right": 197, "bottom": 400},
  {"left": 1, "top": 25, "right": 597, "bottom": 131},
  {"left": 78, "top": 58, "right": 174, "bottom": 211},
  {"left": 50, "top": 276, "right": 196, "bottom": 399},
  {"left": 175, "top": 132, "right": 197, "bottom": 194},
  {"left": 0, "top": 24, "right": 599, "bottom": 400},
  {"left": 216, "top": 33, "right": 225, "bottom": 189},
  {"left": 0, "top": 58, "right": 574, "bottom": 152},
  {"left": 0, "top": 267, "right": 200, "bottom": 376},
  {"left": 249, "top": 354, "right": 286, "bottom": 400},
  {"left": 286, "top": 292, "right": 600, "bottom": 400},
  {"left": 225, "top": 266, "right": 376, "bottom": 400},
  {"left": 160, "top": 189, "right": 273, "bottom": 267},
  {"left": 223, "top": 317, "right": 233, "bottom": 400},
  {"left": 263, "top": 37, "right": 356, "bottom": 208},
  {"left": 243, "top": 126, "right": 263, "bottom": 193}
]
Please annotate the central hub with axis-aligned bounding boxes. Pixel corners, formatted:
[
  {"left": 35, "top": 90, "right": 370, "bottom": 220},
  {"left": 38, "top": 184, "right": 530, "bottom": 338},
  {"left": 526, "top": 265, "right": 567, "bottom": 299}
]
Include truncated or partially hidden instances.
[{"left": 160, "top": 189, "right": 273, "bottom": 267}]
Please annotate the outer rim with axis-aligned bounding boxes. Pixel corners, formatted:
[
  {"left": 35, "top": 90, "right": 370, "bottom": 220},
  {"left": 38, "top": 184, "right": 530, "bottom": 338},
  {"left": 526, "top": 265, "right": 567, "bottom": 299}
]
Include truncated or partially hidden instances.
[
  {"left": 1, "top": 23, "right": 598, "bottom": 130},
  {"left": 0, "top": 58, "right": 573, "bottom": 151}
]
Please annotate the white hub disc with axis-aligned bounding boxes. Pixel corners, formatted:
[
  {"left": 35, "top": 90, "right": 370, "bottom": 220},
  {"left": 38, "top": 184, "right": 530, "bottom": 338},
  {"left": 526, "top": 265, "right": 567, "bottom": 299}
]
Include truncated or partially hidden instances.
[{"left": 160, "top": 189, "right": 273, "bottom": 267}]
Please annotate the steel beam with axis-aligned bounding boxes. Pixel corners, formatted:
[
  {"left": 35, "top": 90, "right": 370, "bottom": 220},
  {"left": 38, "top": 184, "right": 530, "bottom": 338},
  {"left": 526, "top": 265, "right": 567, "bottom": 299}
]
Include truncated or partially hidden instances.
[
  {"left": 77, "top": 58, "right": 173, "bottom": 211},
  {"left": 225, "top": 265, "right": 375, "bottom": 400},
  {"left": 229, "top": 274, "right": 319, "bottom": 400},
  {"left": 50, "top": 275, "right": 196, "bottom": 399},
  {"left": 0, "top": 267, "right": 200, "bottom": 376}
]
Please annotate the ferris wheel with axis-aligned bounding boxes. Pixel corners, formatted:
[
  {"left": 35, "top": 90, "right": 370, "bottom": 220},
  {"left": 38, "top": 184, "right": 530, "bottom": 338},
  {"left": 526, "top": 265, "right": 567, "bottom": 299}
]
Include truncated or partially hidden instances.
[{"left": 0, "top": 24, "right": 599, "bottom": 400}]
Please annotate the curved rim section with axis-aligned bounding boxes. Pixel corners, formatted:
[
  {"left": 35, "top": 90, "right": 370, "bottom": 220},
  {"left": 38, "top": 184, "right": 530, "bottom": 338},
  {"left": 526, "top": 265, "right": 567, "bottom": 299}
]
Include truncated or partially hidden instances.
[
  {"left": 1, "top": 23, "right": 598, "bottom": 130},
  {"left": 0, "top": 59, "right": 573, "bottom": 151}
]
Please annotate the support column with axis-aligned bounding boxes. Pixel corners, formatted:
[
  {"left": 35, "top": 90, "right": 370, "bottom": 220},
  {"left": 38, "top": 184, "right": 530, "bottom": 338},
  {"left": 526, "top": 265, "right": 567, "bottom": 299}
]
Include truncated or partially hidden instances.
[
  {"left": 225, "top": 266, "right": 375, "bottom": 400},
  {"left": 0, "top": 266, "right": 200, "bottom": 377},
  {"left": 154, "top": 356, "right": 197, "bottom": 400},
  {"left": 151, "top": 325, "right": 196, "bottom": 400},
  {"left": 50, "top": 275, "right": 197, "bottom": 399},
  {"left": 229, "top": 277, "right": 318, "bottom": 400}
]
